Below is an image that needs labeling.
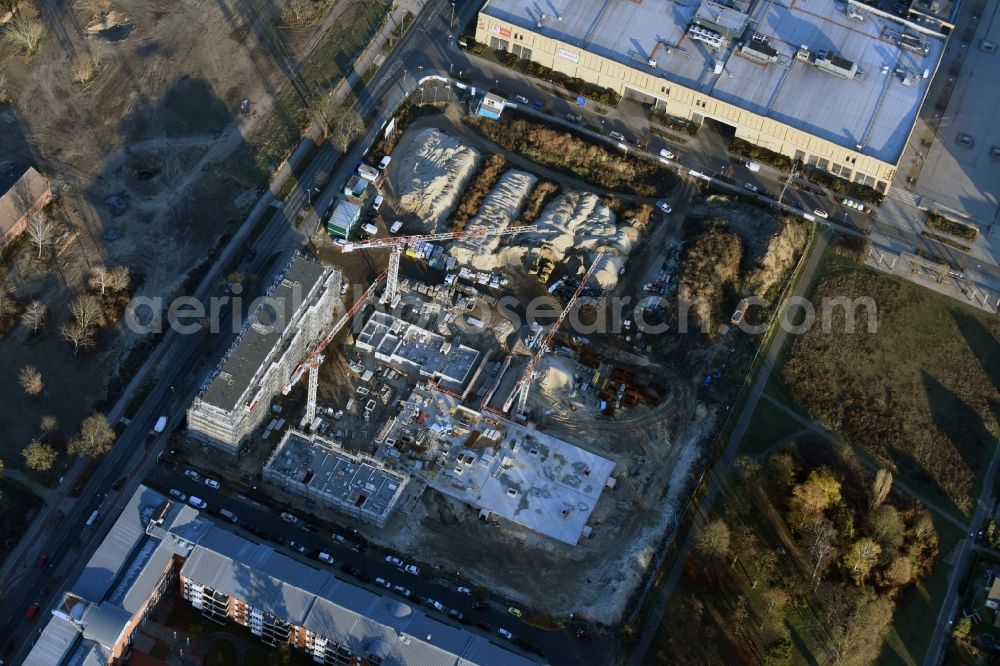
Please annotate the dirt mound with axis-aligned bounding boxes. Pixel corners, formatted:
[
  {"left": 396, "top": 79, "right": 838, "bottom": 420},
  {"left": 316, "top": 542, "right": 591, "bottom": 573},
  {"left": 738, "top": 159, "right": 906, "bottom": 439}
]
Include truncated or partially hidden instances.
[
  {"left": 678, "top": 220, "right": 744, "bottom": 335},
  {"left": 746, "top": 218, "right": 809, "bottom": 297},
  {"left": 515, "top": 190, "right": 638, "bottom": 290},
  {"left": 394, "top": 128, "right": 480, "bottom": 231},
  {"left": 85, "top": 10, "right": 135, "bottom": 41},
  {"left": 448, "top": 169, "right": 536, "bottom": 270}
]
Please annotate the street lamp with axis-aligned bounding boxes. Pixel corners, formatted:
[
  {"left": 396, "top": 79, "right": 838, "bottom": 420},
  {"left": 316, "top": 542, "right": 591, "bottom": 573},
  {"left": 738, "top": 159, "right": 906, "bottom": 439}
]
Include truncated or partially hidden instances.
[{"left": 450, "top": 1, "right": 456, "bottom": 29}]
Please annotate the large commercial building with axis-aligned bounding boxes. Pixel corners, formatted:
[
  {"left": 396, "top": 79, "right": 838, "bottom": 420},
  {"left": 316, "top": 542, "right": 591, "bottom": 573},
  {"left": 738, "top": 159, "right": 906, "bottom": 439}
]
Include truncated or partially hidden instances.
[
  {"left": 476, "top": 0, "right": 948, "bottom": 194},
  {"left": 263, "top": 429, "right": 409, "bottom": 528},
  {"left": 187, "top": 253, "right": 342, "bottom": 451},
  {"left": 25, "top": 485, "right": 539, "bottom": 666}
]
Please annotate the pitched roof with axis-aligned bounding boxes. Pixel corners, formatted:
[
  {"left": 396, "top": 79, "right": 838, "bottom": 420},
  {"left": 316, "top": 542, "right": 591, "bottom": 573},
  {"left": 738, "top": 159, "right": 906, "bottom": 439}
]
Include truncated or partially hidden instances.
[{"left": 0, "top": 166, "right": 48, "bottom": 235}]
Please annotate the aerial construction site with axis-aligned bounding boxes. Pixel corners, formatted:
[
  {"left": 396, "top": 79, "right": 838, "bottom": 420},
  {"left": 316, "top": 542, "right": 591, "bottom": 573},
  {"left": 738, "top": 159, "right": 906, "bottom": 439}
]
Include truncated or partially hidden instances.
[{"left": 181, "top": 98, "right": 810, "bottom": 625}]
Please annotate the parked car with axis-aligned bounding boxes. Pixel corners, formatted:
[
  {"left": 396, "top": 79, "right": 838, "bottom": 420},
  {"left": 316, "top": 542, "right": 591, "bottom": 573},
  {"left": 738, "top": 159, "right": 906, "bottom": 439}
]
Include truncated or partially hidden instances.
[
  {"left": 813, "top": 208, "right": 829, "bottom": 219},
  {"left": 659, "top": 148, "right": 675, "bottom": 160},
  {"left": 456, "top": 586, "right": 472, "bottom": 595},
  {"left": 318, "top": 552, "right": 334, "bottom": 563},
  {"left": 169, "top": 489, "right": 187, "bottom": 501},
  {"left": 472, "top": 601, "right": 489, "bottom": 610},
  {"left": 609, "top": 130, "right": 626, "bottom": 142},
  {"left": 188, "top": 496, "right": 207, "bottom": 509},
  {"left": 656, "top": 200, "right": 672, "bottom": 214},
  {"left": 392, "top": 585, "right": 412, "bottom": 597},
  {"left": 332, "top": 533, "right": 347, "bottom": 544},
  {"left": 288, "top": 541, "right": 306, "bottom": 554},
  {"left": 449, "top": 609, "right": 464, "bottom": 620},
  {"left": 497, "top": 628, "right": 513, "bottom": 640},
  {"left": 24, "top": 602, "right": 41, "bottom": 621},
  {"left": 183, "top": 469, "right": 200, "bottom": 481},
  {"left": 744, "top": 182, "right": 759, "bottom": 193},
  {"left": 372, "top": 195, "right": 384, "bottom": 212},
  {"left": 390, "top": 220, "right": 403, "bottom": 234},
  {"left": 514, "top": 95, "right": 529, "bottom": 105},
  {"left": 425, "top": 599, "right": 444, "bottom": 612},
  {"left": 576, "top": 629, "right": 591, "bottom": 641},
  {"left": 476, "top": 620, "right": 492, "bottom": 631},
  {"left": 374, "top": 577, "right": 391, "bottom": 588},
  {"left": 385, "top": 556, "right": 404, "bottom": 567},
  {"left": 218, "top": 509, "right": 238, "bottom": 523},
  {"left": 36, "top": 554, "right": 48, "bottom": 568},
  {"left": 279, "top": 512, "right": 299, "bottom": 524},
  {"left": 507, "top": 606, "right": 523, "bottom": 618},
  {"left": 532, "top": 100, "right": 543, "bottom": 110},
  {"left": 404, "top": 564, "right": 420, "bottom": 575},
  {"left": 204, "top": 478, "right": 221, "bottom": 490},
  {"left": 378, "top": 155, "right": 391, "bottom": 170},
  {"left": 566, "top": 113, "right": 582, "bottom": 122}
]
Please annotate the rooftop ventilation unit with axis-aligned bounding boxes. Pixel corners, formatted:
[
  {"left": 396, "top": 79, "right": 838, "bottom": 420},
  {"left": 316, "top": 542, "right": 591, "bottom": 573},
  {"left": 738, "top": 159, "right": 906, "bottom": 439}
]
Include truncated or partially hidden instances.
[
  {"left": 814, "top": 51, "right": 858, "bottom": 79},
  {"left": 899, "top": 33, "right": 930, "bottom": 56},
  {"left": 688, "top": 24, "right": 724, "bottom": 50},
  {"left": 741, "top": 36, "right": 779, "bottom": 64}
]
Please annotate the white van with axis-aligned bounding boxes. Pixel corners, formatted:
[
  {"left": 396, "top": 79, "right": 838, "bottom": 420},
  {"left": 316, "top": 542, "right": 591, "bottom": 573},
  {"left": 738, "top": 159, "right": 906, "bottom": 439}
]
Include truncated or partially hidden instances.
[
  {"left": 659, "top": 148, "right": 675, "bottom": 160},
  {"left": 362, "top": 222, "right": 378, "bottom": 236},
  {"left": 373, "top": 195, "right": 384, "bottom": 211},
  {"left": 153, "top": 416, "right": 168, "bottom": 434},
  {"left": 745, "top": 160, "right": 761, "bottom": 172}
]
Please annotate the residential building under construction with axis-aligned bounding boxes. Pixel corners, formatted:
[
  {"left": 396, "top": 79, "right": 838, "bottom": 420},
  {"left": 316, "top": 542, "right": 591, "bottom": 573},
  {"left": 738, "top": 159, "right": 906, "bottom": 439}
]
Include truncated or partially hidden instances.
[{"left": 186, "top": 253, "right": 342, "bottom": 452}]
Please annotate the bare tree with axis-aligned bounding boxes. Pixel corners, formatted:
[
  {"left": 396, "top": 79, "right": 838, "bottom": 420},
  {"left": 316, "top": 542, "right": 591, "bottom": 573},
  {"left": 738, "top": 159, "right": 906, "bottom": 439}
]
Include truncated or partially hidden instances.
[
  {"left": 0, "top": 281, "right": 17, "bottom": 325},
  {"left": 5, "top": 12, "right": 43, "bottom": 54},
  {"left": 21, "top": 299, "right": 46, "bottom": 333},
  {"left": 25, "top": 213, "right": 56, "bottom": 258},
  {"left": 18, "top": 365, "right": 43, "bottom": 396},
  {"left": 89, "top": 265, "right": 110, "bottom": 295},
  {"left": 40, "top": 414, "right": 58, "bottom": 435},
  {"left": 843, "top": 538, "right": 881, "bottom": 584},
  {"left": 868, "top": 468, "right": 892, "bottom": 512},
  {"left": 329, "top": 108, "right": 364, "bottom": 151},
  {"left": 60, "top": 320, "right": 95, "bottom": 356},
  {"left": 695, "top": 518, "right": 731, "bottom": 562},
  {"left": 804, "top": 517, "right": 836, "bottom": 590},
  {"left": 22, "top": 440, "right": 57, "bottom": 472},
  {"left": 68, "top": 412, "right": 116, "bottom": 458},
  {"left": 108, "top": 265, "right": 130, "bottom": 293},
  {"left": 69, "top": 293, "right": 103, "bottom": 329}
]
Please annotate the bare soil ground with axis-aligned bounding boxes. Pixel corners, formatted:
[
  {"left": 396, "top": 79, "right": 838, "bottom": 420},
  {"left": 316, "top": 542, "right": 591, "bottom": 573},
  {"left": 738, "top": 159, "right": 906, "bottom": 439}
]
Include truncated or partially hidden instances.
[{"left": 0, "top": 0, "right": 384, "bottom": 471}]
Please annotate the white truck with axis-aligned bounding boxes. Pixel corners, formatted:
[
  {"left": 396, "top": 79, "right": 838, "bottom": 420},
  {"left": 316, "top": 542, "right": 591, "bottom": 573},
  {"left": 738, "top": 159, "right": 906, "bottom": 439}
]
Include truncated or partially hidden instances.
[{"left": 153, "top": 416, "right": 168, "bottom": 434}]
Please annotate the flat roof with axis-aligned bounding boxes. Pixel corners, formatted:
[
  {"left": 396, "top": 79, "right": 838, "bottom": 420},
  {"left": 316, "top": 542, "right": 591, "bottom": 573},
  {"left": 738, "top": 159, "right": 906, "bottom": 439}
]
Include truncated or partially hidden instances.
[
  {"left": 389, "top": 389, "right": 615, "bottom": 545},
  {"left": 265, "top": 430, "right": 407, "bottom": 518},
  {"left": 482, "top": 0, "right": 945, "bottom": 162},
  {"left": 358, "top": 312, "right": 480, "bottom": 387},
  {"left": 199, "top": 253, "right": 334, "bottom": 412}
]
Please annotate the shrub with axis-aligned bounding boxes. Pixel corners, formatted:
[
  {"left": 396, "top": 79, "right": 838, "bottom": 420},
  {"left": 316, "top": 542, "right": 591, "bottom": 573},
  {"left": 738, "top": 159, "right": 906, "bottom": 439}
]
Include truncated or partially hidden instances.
[
  {"left": 450, "top": 154, "right": 506, "bottom": 231},
  {"left": 805, "top": 169, "right": 884, "bottom": 206},
  {"left": 926, "top": 211, "right": 978, "bottom": 241},
  {"left": 486, "top": 51, "right": 621, "bottom": 105},
  {"left": 729, "top": 138, "right": 793, "bottom": 172}
]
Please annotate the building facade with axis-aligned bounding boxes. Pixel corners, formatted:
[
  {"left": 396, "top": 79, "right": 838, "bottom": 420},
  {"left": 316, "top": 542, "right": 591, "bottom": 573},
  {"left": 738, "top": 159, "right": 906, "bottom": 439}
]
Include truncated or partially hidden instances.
[
  {"left": 475, "top": 0, "right": 948, "bottom": 194},
  {"left": 0, "top": 166, "right": 52, "bottom": 247},
  {"left": 187, "top": 253, "right": 342, "bottom": 451}
]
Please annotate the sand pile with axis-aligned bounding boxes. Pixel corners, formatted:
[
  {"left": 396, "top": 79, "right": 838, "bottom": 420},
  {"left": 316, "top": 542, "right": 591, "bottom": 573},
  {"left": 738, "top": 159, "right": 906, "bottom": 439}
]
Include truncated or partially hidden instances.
[
  {"left": 449, "top": 169, "right": 537, "bottom": 270},
  {"left": 395, "top": 129, "right": 480, "bottom": 231},
  {"left": 520, "top": 191, "right": 640, "bottom": 290},
  {"left": 537, "top": 355, "right": 575, "bottom": 400}
]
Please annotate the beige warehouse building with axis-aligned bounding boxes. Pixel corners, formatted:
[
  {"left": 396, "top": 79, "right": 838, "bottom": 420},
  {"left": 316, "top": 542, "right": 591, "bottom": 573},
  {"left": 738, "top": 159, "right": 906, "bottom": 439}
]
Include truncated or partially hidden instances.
[{"left": 476, "top": 0, "right": 948, "bottom": 194}]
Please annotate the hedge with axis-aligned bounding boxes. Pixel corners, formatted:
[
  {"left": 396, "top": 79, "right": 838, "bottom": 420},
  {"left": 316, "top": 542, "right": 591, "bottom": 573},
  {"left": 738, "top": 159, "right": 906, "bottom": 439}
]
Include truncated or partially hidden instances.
[
  {"left": 490, "top": 51, "right": 622, "bottom": 105},
  {"left": 728, "top": 137, "right": 793, "bottom": 172},
  {"left": 927, "top": 211, "right": 978, "bottom": 241},
  {"left": 805, "top": 169, "right": 884, "bottom": 206}
]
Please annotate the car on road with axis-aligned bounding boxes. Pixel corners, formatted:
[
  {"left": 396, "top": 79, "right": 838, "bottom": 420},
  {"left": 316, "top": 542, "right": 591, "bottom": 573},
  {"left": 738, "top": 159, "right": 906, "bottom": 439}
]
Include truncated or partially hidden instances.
[
  {"left": 25, "top": 602, "right": 41, "bottom": 621},
  {"left": 404, "top": 564, "right": 420, "bottom": 575},
  {"left": 374, "top": 577, "right": 391, "bottom": 588},
  {"left": 378, "top": 155, "right": 391, "bottom": 170},
  {"left": 576, "top": 629, "right": 591, "bottom": 641},
  {"left": 332, "top": 533, "right": 347, "bottom": 544},
  {"left": 36, "top": 554, "right": 48, "bottom": 568},
  {"left": 609, "top": 130, "right": 626, "bottom": 142},
  {"left": 390, "top": 220, "right": 403, "bottom": 234},
  {"left": 507, "top": 606, "right": 523, "bottom": 618},
  {"left": 476, "top": 620, "right": 492, "bottom": 631},
  {"left": 318, "top": 551, "right": 334, "bottom": 564},
  {"left": 188, "top": 496, "right": 207, "bottom": 509},
  {"left": 385, "top": 556, "right": 404, "bottom": 567},
  {"left": 218, "top": 509, "right": 238, "bottom": 523},
  {"left": 392, "top": 585, "right": 411, "bottom": 597},
  {"left": 425, "top": 599, "right": 444, "bottom": 612},
  {"left": 472, "top": 601, "right": 489, "bottom": 610},
  {"left": 204, "top": 478, "right": 221, "bottom": 490},
  {"left": 288, "top": 541, "right": 306, "bottom": 554},
  {"left": 280, "top": 512, "right": 298, "bottom": 524},
  {"left": 497, "top": 628, "right": 513, "bottom": 640},
  {"left": 744, "top": 182, "right": 759, "bottom": 193},
  {"left": 656, "top": 200, "right": 672, "bottom": 214},
  {"left": 659, "top": 148, "right": 675, "bottom": 160},
  {"left": 532, "top": 100, "right": 544, "bottom": 110},
  {"left": 449, "top": 609, "right": 464, "bottom": 620},
  {"left": 813, "top": 208, "right": 829, "bottom": 218},
  {"left": 183, "top": 469, "right": 200, "bottom": 481},
  {"left": 514, "top": 95, "right": 529, "bottom": 105},
  {"left": 456, "top": 586, "right": 472, "bottom": 595},
  {"left": 566, "top": 113, "right": 582, "bottom": 123},
  {"left": 169, "top": 489, "right": 187, "bottom": 501}
]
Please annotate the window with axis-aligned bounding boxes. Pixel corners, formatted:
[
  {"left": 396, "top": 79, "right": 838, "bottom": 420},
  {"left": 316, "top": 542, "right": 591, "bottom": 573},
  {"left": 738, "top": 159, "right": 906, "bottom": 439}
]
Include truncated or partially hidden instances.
[
  {"left": 816, "top": 157, "right": 830, "bottom": 170},
  {"left": 840, "top": 168, "right": 852, "bottom": 180},
  {"left": 793, "top": 150, "right": 806, "bottom": 163},
  {"left": 521, "top": 47, "right": 532, "bottom": 60}
]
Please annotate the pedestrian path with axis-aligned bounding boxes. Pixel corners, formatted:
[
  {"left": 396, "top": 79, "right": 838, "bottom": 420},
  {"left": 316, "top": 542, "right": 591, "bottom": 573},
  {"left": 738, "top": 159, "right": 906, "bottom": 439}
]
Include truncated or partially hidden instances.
[{"left": 886, "top": 187, "right": 922, "bottom": 207}]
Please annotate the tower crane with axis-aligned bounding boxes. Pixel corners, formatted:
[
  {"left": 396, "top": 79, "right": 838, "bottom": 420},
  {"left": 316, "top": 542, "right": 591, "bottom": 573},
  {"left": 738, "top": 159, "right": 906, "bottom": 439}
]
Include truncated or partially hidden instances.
[
  {"left": 285, "top": 270, "right": 387, "bottom": 428},
  {"left": 504, "top": 253, "right": 605, "bottom": 420},
  {"left": 342, "top": 225, "right": 548, "bottom": 303}
]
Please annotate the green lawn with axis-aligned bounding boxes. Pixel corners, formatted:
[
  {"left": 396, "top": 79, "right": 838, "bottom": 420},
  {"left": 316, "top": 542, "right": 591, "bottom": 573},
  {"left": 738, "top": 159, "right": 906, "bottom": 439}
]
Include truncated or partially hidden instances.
[{"left": 739, "top": 391, "right": 807, "bottom": 456}]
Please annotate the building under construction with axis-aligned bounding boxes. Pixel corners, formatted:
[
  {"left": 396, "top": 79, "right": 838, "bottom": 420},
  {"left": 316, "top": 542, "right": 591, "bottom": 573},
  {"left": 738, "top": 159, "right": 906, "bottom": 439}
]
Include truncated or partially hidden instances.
[{"left": 187, "top": 253, "right": 342, "bottom": 452}]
